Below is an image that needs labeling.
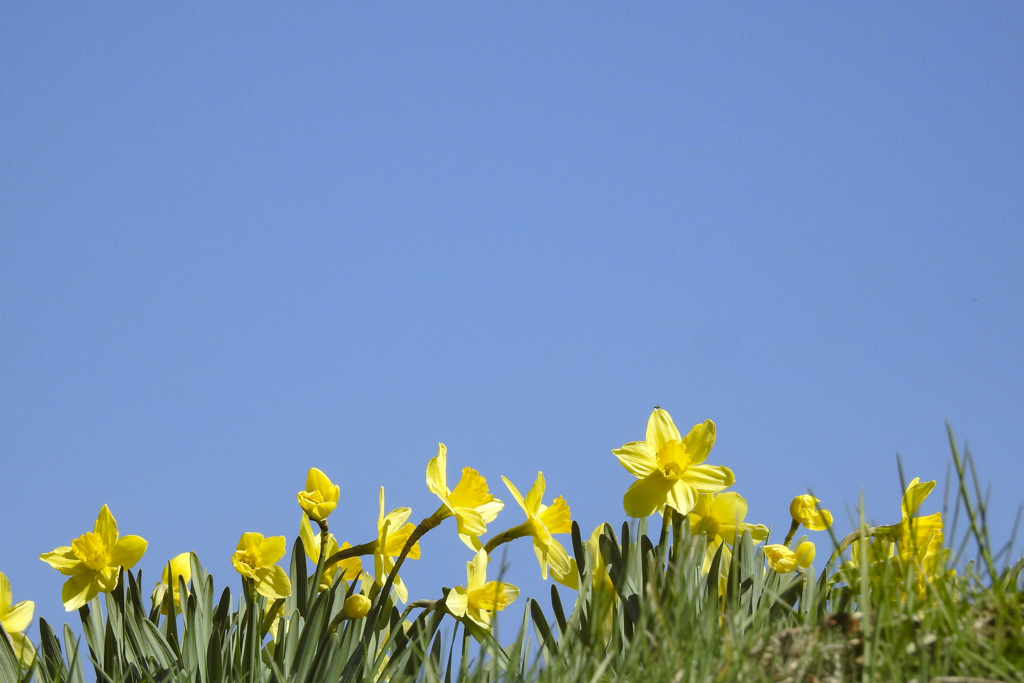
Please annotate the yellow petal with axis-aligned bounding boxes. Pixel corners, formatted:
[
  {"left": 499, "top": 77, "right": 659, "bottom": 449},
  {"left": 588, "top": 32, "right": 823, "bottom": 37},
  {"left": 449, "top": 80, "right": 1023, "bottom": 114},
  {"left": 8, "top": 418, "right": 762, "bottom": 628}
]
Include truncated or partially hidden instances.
[
  {"left": 237, "top": 532, "right": 265, "bottom": 552},
  {"left": 254, "top": 566, "right": 291, "bottom": 600},
  {"left": 110, "top": 535, "right": 147, "bottom": 569},
  {"left": 426, "top": 443, "right": 449, "bottom": 498},
  {"left": 765, "top": 545, "right": 797, "bottom": 573},
  {"left": 40, "top": 547, "right": 80, "bottom": 573},
  {"left": 454, "top": 507, "right": 487, "bottom": 537},
  {"left": 665, "top": 480, "right": 697, "bottom": 515},
  {"left": 623, "top": 471, "right": 676, "bottom": 518},
  {"left": 94, "top": 505, "right": 119, "bottom": 550},
  {"left": 646, "top": 408, "right": 682, "bottom": 450},
  {"left": 259, "top": 536, "right": 287, "bottom": 565},
  {"left": 445, "top": 587, "right": 469, "bottom": 618},
  {"left": 612, "top": 441, "right": 657, "bottom": 478},
  {"left": 680, "top": 420, "right": 716, "bottom": 466},
  {"left": 685, "top": 464, "right": 735, "bottom": 493},
  {"left": 1, "top": 599, "right": 33, "bottom": 634},
  {"left": 902, "top": 478, "right": 936, "bottom": 518},
  {"left": 448, "top": 468, "right": 494, "bottom": 509},
  {"left": 61, "top": 573, "right": 99, "bottom": 611},
  {"left": 501, "top": 475, "right": 529, "bottom": 514},
  {"left": 524, "top": 472, "right": 545, "bottom": 513}
]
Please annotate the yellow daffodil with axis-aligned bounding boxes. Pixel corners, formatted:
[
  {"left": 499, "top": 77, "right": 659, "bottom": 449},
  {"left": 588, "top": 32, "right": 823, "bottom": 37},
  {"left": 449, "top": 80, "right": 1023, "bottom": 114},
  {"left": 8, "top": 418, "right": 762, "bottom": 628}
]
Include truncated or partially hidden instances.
[
  {"left": 0, "top": 571, "right": 35, "bottom": 666},
  {"left": 689, "top": 492, "right": 768, "bottom": 574},
  {"left": 299, "top": 516, "right": 361, "bottom": 591},
  {"left": 426, "top": 443, "right": 504, "bottom": 549},
  {"left": 789, "top": 495, "right": 833, "bottom": 531},
  {"left": 613, "top": 408, "right": 735, "bottom": 517},
  {"left": 765, "top": 541, "right": 815, "bottom": 574},
  {"left": 39, "top": 504, "right": 148, "bottom": 611},
  {"left": 444, "top": 549, "right": 519, "bottom": 628},
  {"left": 297, "top": 467, "right": 341, "bottom": 522},
  {"left": 498, "top": 473, "right": 573, "bottom": 580},
  {"left": 231, "top": 532, "right": 291, "bottom": 599},
  {"left": 374, "top": 487, "right": 421, "bottom": 603},
  {"left": 152, "top": 552, "right": 192, "bottom": 613},
  {"left": 895, "top": 478, "right": 943, "bottom": 546}
]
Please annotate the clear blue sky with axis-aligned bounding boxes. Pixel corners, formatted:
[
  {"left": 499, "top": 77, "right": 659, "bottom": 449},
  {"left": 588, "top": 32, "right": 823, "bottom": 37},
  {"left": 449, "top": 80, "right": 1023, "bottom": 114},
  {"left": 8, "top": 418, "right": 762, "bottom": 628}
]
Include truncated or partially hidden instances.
[{"left": 2, "top": 4, "right": 1022, "bottom": 631}]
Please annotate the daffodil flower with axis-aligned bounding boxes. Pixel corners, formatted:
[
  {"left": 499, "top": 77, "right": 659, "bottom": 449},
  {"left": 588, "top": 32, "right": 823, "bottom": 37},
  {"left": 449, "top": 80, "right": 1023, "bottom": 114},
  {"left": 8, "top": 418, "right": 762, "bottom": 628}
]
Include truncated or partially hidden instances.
[
  {"left": 231, "top": 532, "right": 291, "bottom": 600},
  {"left": 0, "top": 571, "right": 35, "bottom": 666},
  {"left": 299, "top": 516, "right": 362, "bottom": 592},
  {"left": 297, "top": 467, "right": 341, "bottom": 523},
  {"left": 426, "top": 443, "right": 503, "bottom": 550},
  {"left": 613, "top": 408, "right": 735, "bottom": 518},
  {"left": 789, "top": 495, "right": 833, "bottom": 531},
  {"left": 444, "top": 549, "right": 519, "bottom": 628},
  {"left": 373, "top": 487, "right": 421, "bottom": 602},
  {"left": 494, "top": 473, "right": 572, "bottom": 580},
  {"left": 152, "top": 552, "right": 192, "bottom": 613},
  {"left": 765, "top": 541, "right": 815, "bottom": 573},
  {"left": 689, "top": 492, "right": 768, "bottom": 574},
  {"left": 40, "top": 504, "right": 148, "bottom": 611}
]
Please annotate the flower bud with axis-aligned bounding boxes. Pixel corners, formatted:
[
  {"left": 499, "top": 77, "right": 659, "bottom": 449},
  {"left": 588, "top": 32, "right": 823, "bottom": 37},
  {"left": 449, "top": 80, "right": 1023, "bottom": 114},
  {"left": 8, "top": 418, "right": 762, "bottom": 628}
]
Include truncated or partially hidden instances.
[
  {"left": 789, "top": 495, "right": 833, "bottom": 531},
  {"left": 342, "top": 593, "right": 371, "bottom": 620}
]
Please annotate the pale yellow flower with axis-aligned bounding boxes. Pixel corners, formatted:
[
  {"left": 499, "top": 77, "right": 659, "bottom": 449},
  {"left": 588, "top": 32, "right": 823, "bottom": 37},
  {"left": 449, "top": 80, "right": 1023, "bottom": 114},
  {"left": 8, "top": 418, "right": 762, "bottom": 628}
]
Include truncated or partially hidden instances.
[
  {"left": 40, "top": 505, "right": 148, "bottom": 611},
  {"left": 500, "top": 473, "right": 572, "bottom": 580},
  {"left": 689, "top": 492, "right": 768, "bottom": 574},
  {"left": 426, "top": 443, "right": 503, "bottom": 549},
  {"left": 613, "top": 408, "right": 734, "bottom": 517},
  {"left": 231, "top": 533, "right": 291, "bottom": 599},
  {"left": 444, "top": 549, "right": 519, "bottom": 628},
  {"left": 297, "top": 467, "right": 341, "bottom": 522},
  {"left": 373, "top": 487, "right": 421, "bottom": 603}
]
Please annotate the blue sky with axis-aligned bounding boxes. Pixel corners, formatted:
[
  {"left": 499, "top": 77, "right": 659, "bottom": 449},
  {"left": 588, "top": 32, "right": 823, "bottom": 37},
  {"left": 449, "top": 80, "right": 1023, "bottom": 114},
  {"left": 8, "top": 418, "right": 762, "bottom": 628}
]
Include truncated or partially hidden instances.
[{"left": 2, "top": 4, "right": 1022, "bottom": 632}]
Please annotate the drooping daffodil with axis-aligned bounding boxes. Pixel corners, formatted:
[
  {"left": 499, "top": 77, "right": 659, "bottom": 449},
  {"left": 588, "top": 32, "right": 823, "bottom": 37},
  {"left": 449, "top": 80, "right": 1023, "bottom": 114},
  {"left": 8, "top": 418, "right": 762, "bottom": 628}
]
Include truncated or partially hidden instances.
[
  {"left": 231, "top": 532, "right": 291, "bottom": 599},
  {"left": 444, "top": 549, "right": 519, "bottom": 628},
  {"left": 613, "top": 408, "right": 735, "bottom": 518},
  {"left": 299, "top": 516, "right": 362, "bottom": 592},
  {"left": 426, "top": 443, "right": 504, "bottom": 550},
  {"left": 789, "top": 495, "right": 833, "bottom": 531},
  {"left": 496, "top": 473, "right": 572, "bottom": 580},
  {"left": 153, "top": 552, "right": 192, "bottom": 613},
  {"left": 374, "top": 487, "right": 421, "bottom": 603},
  {"left": 40, "top": 504, "right": 148, "bottom": 611},
  {"left": 0, "top": 571, "right": 35, "bottom": 666},
  {"left": 689, "top": 492, "right": 768, "bottom": 574},
  {"left": 297, "top": 467, "right": 341, "bottom": 523}
]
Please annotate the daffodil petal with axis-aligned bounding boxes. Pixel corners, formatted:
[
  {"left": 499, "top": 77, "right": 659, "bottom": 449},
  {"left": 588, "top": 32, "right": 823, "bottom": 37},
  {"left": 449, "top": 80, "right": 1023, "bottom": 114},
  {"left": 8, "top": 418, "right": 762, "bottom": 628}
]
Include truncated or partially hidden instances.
[
  {"left": 2, "top": 599, "right": 34, "bottom": 634},
  {"left": 110, "top": 535, "right": 147, "bottom": 569},
  {"left": 61, "top": 574, "right": 99, "bottom": 611},
  {"left": 623, "top": 471, "right": 675, "bottom": 518},
  {"left": 612, "top": 441, "right": 657, "bottom": 478},
  {"left": 524, "top": 472, "right": 545, "bottom": 513},
  {"left": 646, "top": 408, "right": 682, "bottom": 450},
  {"left": 501, "top": 476, "right": 529, "bottom": 514},
  {"left": 94, "top": 505, "right": 119, "bottom": 550},
  {"left": 259, "top": 536, "right": 287, "bottom": 565},
  {"left": 445, "top": 588, "right": 468, "bottom": 618},
  {"left": 426, "top": 444, "right": 449, "bottom": 498},
  {"left": 254, "top": 566, "right": 292, "bottom": 600},
  {"left": 665, "top": 480, "right": 697, "bottom": 515},
  {"left": 681, "top": 420, "right": 716, "bottom": 466},
  {"left": 685, "top": 464, "right": 735, "bottom": 493}
]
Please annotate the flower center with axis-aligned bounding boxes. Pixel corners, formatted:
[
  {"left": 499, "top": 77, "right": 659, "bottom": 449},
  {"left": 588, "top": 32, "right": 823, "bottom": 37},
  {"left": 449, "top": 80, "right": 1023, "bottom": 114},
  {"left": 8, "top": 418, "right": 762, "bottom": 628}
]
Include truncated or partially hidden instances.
[
  {"left": 237, "top": 546, "right": 263, "bottom": 571},
  {"left": 656, "top": 440, "right": 689, "bottom": 480},
  {"left": 71, "top": 532, "right": 109, "bottom": 571}
]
